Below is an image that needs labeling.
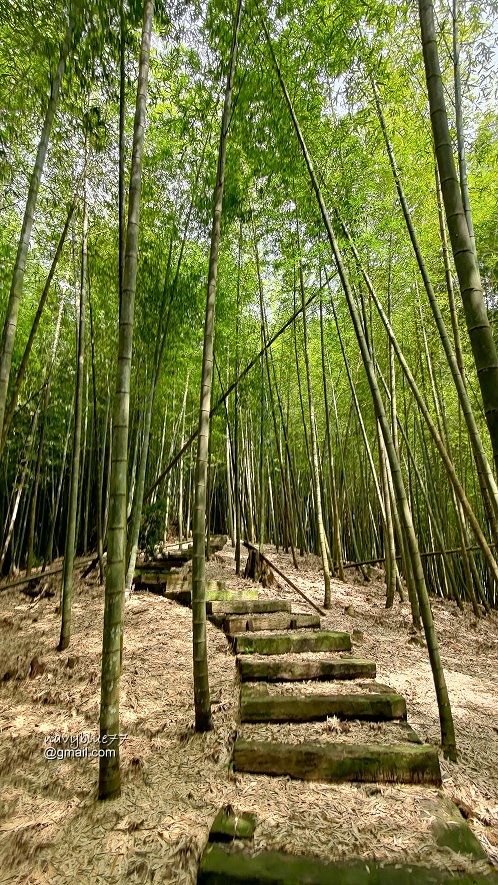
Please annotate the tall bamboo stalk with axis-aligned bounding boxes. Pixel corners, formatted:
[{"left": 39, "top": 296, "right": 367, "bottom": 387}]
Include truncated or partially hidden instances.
[
  {"left": 0, "top": 1, "right": 81, "bottom": 441},
  {"left": 373, "top": 84, "right": 498, "bottom": 540},
  {"left": 99, "top": 0, "right": 154, "bottom": 800},
  {"left": 191, "top": 0, "right": 243, "bottom": 732},
  {"left": 297, "top": 258, "right": 331, "bottom": 606},
  {"left": 1, "top": 203, "right": 75, "bottom": 452},
  {"left": 59, "top": 163, "right": 88, "bottom": 652},
  {"left": 452, "top": 0, "right": 475, "bottom": 254},
  {"left": 264, "top": 25, "right": 456, "bottom": 756},
  {"left": 339, "top": 215, "right": 498, "bottom": 588},
  {"left": 419, "top": 0, "right": 498, "bottom": 475},
  {"left": 27, "top": 297, "right": 65, "bottom": 574}
]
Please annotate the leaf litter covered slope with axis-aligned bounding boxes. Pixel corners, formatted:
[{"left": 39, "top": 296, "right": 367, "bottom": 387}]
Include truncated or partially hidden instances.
[{"left": 0, "top": 547, "right": 496, "bottom": 883}]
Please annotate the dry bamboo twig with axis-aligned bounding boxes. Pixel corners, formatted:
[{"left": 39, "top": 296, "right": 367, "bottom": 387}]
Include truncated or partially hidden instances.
[
  {"left": 344, "top": 544, "right": 498, "bottom": 569},
  {"left": 243, "top": 541, "right": 326, "bottom": 615},
  {"left": 0, "top": 555, "right": 94, "bottom": 592}
]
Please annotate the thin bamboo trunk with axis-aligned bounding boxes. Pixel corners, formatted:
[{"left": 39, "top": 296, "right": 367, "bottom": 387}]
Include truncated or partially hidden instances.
[
  {"left": 0, "top": 410, "right": 39, "bottom": 572},
  {"left": 58, "top": 166, "right": 88, "bottom": 651},
  {"left": 127, "top": 403, "right": 141, "bottom": 519},
  {"left": 419, "top": 311, "right": 480, "bottom": 613},
  {"left": 27, "top": 297, "right": 64, "bottom": 574},
  {"left": 191, "top": 0, "right": 243, "bottom": 732},
  {"left": 163, "top": 392, "right": 177, "bottom": 539},
  {"left": 186, "top": 448, "right": 193, "bottom": 540},
  {"left": 76, "top": 364, "right": 89, "bottom": 548},
  {"left": 264, "top": 340, "right": 298, "bottom": 566},
  {"left": 435, "top": 165, "right": 465, "bottom": 380},
  {"left": 125, "top": 229, "right": 191, "bottom": 584},
  {"left": 400, "top": 419, "right": 461, "bottom": 606},
  {"left": 319, "top": 296, "right": 344, "bottom": 580},
  {"left": 234, "top": 222, "right": 242, "bottom": 574},
  {"left": 144, "top": 286, "right": 326, "bottom": 505},
  {"left": 178, "top": 376, "right": 189, "bottom": 544},
  {"left": 452, "top": 0, "right": 475, "bottom": 253},
  {"left": 89, "top": 279, "right": 105, "bottom": 583},
  {"left": 373, "top": 85, "right": 498, "bottom": 539},
  {"left": 119, "top": 0, "right": 126, "bottom": 297},
  {"left": 419, "top": 0, "right": 498, "bottom": 474},
  {"left": 258, "top": 344, "right": 266, "bottom": 553},
  {"left": 253, "top": 221, "right": 297, "bottom": 566},
  {"left": 99, "top": 0, "right": 154, "bottom": 800},
  {"left": 293, "top": 283, "right": 312, "bottom": 473},
  {"left": 379, "top": 428, "right": 396, "bottom": 607},
  {"left": 339, "top": 216, "right": 498, "bottom": 588},
  {"left": 83, "top": 413, "right": 93, "bottom": 554},
  {"left": 226, "top": 423, "right": 234, "bottom": 545},
  {"left": 103, "top": 407, "right": 112, "bottom": 542},
  {"left": 215, "top": 355, "right": 249, "bottom": 547},
  {"left": 452, "top": 487, "right": 480, "bottom": 615},
  {"left": 268, "top": 344, "right": 305, "bottom": 560},
  {"left": 13, "top": 477, "right": 32, "bottom": 572},
  {"left": 152, "top": 409, "right": 167, "bottom": 506},
  {"left": 0, "top": 4, "right": 81, "bottom": 442},
  {"left": 1, "top": 203, "right": 75, "bottom": 452},
  {"left": 45, "top": 405, "right": 72, "bottom": 566},
  {"left": 298, "top": 259, "right": 331, "bottom": 607},
  {"left": 330, "top": 375, "right": 370, "bottom": 581},
  {"left": 265, "top": 29, "right": 456, "bottom": 756},
  {"left": 331, "top": 305, "right": 386, "bottom": 531}
]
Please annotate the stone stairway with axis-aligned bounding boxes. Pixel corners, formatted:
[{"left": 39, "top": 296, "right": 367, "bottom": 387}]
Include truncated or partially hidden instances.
[
  {"left": 217, "top": 596, "right": 441, "bottom": 787},
  {"left": 196, "top": 587, "right": 498, "bottom": 883}
]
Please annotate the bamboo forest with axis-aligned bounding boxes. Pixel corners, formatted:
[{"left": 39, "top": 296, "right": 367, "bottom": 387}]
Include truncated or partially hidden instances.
[{"left": 1, "top": 0, "right": 498, "bottom": 881}]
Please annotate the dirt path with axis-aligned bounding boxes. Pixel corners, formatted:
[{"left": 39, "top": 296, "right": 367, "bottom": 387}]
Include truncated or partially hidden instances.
[{"left": 0, "top": 547, "right": 497, "bottom": 883}]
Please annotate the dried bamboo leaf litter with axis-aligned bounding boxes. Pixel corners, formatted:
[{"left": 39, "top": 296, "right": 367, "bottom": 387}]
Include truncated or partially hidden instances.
[{"left": 0, "top": 546, "right": 497, "bottom": 882}]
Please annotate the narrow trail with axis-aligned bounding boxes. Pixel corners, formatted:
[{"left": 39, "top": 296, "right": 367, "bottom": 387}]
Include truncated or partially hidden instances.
[{"left": 186, "top": 547, "right": 497, "bottom": 882}]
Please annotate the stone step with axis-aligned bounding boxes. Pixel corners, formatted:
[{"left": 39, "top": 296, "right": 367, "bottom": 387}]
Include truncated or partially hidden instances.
[
  {"left": 198, "top": 844, "right": 497, "bottom": 884},
  {"left": 134, "top": 571, "right": 179, "bottom": 585},
  {"left": 232, "top": 630, "right": 351, "bottom": 656},
  {"left": 207, "top": 599, "right": 292, "bottom": 616},
  {"left": 135, "top": 536, "right": 226, "bottom": 571},
  {"left": 238, "top": 718, "right": 424, "bottom": 747},
  {"left": 224, "top": 612, "right": 320, "bottom": 634},
  {"left": 237, "top": 654, "right": 376, "bottom": 682},
  {"left": 134, "top": 572, "right": 185, "bottom": 592},
  {"left": 134, "top": 554, "right": 190, "bottom": 571},
  {"left": 232, "top": 738, "right": 442, "bottom": 785},
  {"left": 165, "top": 585, "right": 260, "bottom": 606},
  {"left": 208, "top": 808, "right": 256, "bottom": 843},
  {"left": 240, "top": 685, "right": 407, "bottom": 723}
]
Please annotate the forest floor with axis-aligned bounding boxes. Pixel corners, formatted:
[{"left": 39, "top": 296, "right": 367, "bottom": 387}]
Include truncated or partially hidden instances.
[{"left": 0, "top": 544, "right": 497, "bottom": 884}]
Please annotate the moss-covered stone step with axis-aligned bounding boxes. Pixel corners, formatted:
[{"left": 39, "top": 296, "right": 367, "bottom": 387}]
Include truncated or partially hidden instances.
[
  {"left": 208, "top": 807, "right": 256, "bottom": 843},
  {"left": 233, "top": 630, "right": 351, "bottom": 656},
  {"left": 205, "top": 584, "right": 259, "bottom": 601},
  {"left": 238, "top": 718, "right": 424, "bottom": 747},
  {"left": 163, "top": 588, "right": 192, "bottom": 605},
  {"left": 166, "top": 585, "right": 260, "bottom": 606},
  {"left": 422, "top": 795, "right": 489, "bottom": 861},
  {"left": 240, "top": 686, "right": 406, "bottom": 722},
  {"left": 198, "top": 844, "right": 498, "bottom": 884},
  {"left": 136, "top": 537, "right": 225, "bottom": 570},
  {"left": 135, "top": 553, "right": 191, "bottom": 570},
  {"left": 232, "top": 738, "right": 442, "bottom": 785},
  {"left": 207, "top": 599, "right": 292, "bottom": 616},
  {"left": 224, "top": 612, "right": 320, "bottom": 634},
  {"left": 237, "top": 655, "right": 376, "bottom": 682},
  {"left": 134, "top": 571, "right": 184, "bottom": 592},
  {"left": 134, "top": 571, "right": 175, "bottom": 585}
]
